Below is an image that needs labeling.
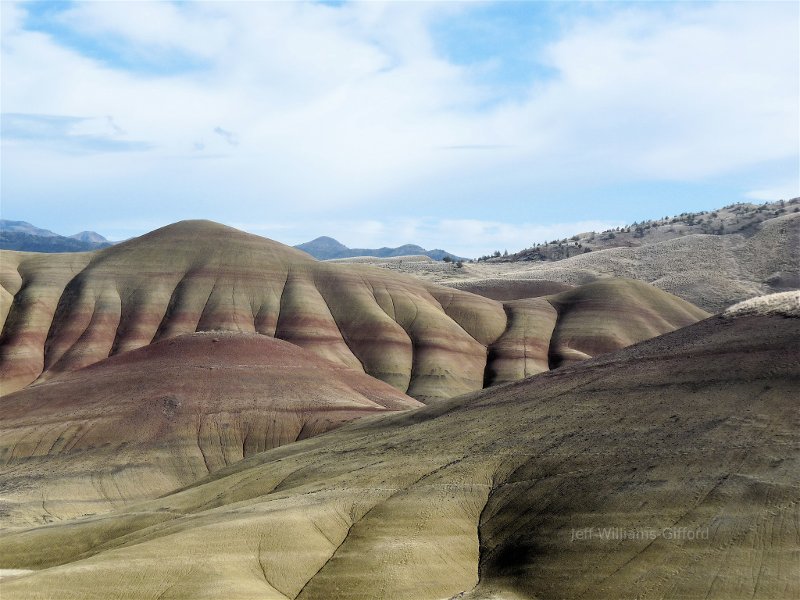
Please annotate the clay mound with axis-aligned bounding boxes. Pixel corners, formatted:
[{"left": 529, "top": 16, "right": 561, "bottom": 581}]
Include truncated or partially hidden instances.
[
  {"left": 546, "top": 278, "right": 709, "bottom": 367},
  {"left": 0, "top": 332, "right": 420, "bottom": 525},
  {"left": 0, "top": 250, "right": 95, "bottom": 393},
  {"left": 0, "top": 309, "right": 795, "bottom": 599},
  {"left": 1, "top": 220, "right": 708, "bottom": 401},
  {"left": 1, "top": 220, "right": 507, "bottom": 401},
  {"left": 484, "top": 297, "right": 558, "bottom": 385},
  {"left": 0, "top": 275, "right": 708, "bottom": 523},
  {"left": 484, "top": 278, "right": 707, "bottom": 385},
  {"left": 447, "top": 278, "right": 574, "bottom": 301}
]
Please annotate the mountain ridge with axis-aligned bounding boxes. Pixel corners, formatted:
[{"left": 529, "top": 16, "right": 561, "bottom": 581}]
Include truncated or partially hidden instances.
[
  {"left": 0, "top": 220, "right": 113, "bottom": 252},
  {"left": 295, "top": 235, "right": 464, "bottom": 261},
  {"left": 0, "top": 220, "right": 60, "bottom": 237}
]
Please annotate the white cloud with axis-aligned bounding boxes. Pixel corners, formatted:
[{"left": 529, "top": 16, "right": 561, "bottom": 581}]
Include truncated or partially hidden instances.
[
  {"left": 744, "top": 184, "right": 800, "bottom": 202},
  {"left": 526, "top": 3, "right": 798, "bottom": 179},
  {"left": 2, "top": 2, "right": 490, "bottom": 207},
  {"left": 1, "top": 0, "right": 797, "bottom": 254},
  {"left": 55, "top": 1, "right": 232, "bottom": 60}
]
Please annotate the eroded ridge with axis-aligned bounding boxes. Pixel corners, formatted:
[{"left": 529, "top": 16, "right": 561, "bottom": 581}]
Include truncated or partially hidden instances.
[{"left": 1, "top": 220, "right": 708, "bottom": 400}]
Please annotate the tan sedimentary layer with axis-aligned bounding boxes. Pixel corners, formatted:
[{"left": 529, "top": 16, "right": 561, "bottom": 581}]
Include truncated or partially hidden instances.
[
  {"left": 445, "top": 278, "right": 574, "bottom": 301},
  {"left": 0, "top": 331, "right": 421, "bottom": 525},
  {"left": 0, "top": 312, "right": 795, "bottom": 599},
  {"left": 1, "top": 221, "right": 708, "bottom": 401}
]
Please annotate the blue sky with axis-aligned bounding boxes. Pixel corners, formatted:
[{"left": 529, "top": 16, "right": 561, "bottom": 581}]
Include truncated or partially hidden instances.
[{"left": 1, "top": 1, "right": 798, "bottom": 257}]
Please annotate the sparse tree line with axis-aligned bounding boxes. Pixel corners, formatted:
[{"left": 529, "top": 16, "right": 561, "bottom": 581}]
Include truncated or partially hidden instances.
[
  {"left": 472, "top": 197, "right": 797, "bottom": 263},
  {"left": 441, "top": 255, "right": 464, "bottom": 268}
]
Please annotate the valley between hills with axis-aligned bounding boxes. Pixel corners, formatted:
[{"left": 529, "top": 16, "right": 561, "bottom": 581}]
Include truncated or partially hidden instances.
[{"left": 0, "top": 216, "right": 797, "bottom": 599}]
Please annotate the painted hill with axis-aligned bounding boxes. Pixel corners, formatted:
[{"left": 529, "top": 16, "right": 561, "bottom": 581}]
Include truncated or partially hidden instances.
[
  {"left": 1, "top": 298, "right": 795, "bottom": 599},
  {"left": 295, "top": 235, "right": 464, "bottom": 261},
  {"left": 0, "top": 331, "right": 420, "bottom": 525},
  {"left": 0, "top": 220, "right": 707, "bottom": 399},
  {"left": 0, "top": 220, "right": 112, "bottom": 252}
]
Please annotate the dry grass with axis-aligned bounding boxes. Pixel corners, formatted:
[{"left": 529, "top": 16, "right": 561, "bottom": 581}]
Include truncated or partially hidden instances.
[{"left": 724, "top": 290, "right": 800, "bottom": 318}]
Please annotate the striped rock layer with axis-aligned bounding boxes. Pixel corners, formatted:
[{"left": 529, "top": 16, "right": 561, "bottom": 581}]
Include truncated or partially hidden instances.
[
  {"left": 1, "top": 220, "right": 708, "bottom": 400},
  {"left": 0, "top": 332, "right": 421, "bottom": 524},
  {"left": 0, "top": 308, "right": 795, "bottom": 600}
]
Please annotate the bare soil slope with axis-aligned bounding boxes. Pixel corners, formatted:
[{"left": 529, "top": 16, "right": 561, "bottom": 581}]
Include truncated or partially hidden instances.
[
  {"left": 338, "top": 209, "right": 799, "bottom": 312},
  {"left": 1, "top": 220, "right": 706, "bottom": 400},
  {"left": 447, "top": 278, "right": 574, "bottom": 301},
  {"left": 472, "top": 213, "right": 800, "bottom": 312},
  {"left": 0, "top": 332, "right": 420, "bottom": 525},
  {"left": 1, "top": 302, "right": 795, "bottom": 599},
  {"left": 497, "top": 212, "right": 799, "bottom": 312},
  {"left": 508, "top": 197, "right": 799, "bottom": 260},
  {"left": 0, "top": 221, "right": 508, "bottom": 400}
]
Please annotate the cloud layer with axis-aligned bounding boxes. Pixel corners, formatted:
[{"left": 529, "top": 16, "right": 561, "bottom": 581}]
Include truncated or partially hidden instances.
[{"left": 1, "top": 1, "right": 797, "bottom": 255}]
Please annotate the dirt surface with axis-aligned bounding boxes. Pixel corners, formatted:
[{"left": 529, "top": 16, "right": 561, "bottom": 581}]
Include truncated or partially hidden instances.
[
  {"left": 1, "top": 305, "right": 796, "bottom": 599},
  {"left": 0, "top": 332, "right": 420, "bottom": 525}
]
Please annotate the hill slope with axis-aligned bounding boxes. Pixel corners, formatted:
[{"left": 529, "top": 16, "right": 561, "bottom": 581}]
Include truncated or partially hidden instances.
[
  {"left": 0, "top": 220, "right": 707, "bottom": 398},
  {"left": 0, "top": 299, "right": 795, "bottom": 599},
  {"left": 458, "top": 210, "right": 800, "bottom": 313},
  {"left": 335, "top": 200, "right": 798, "bottom": 312},
  {"left": 504, "top": 197, "right": 799, "bottom": 261},
  {"left": 0, "top": 332, "right": 420, "bottom": 525},
  {"left": 445, "top": 278, "right": 574, "bottom": 301}
]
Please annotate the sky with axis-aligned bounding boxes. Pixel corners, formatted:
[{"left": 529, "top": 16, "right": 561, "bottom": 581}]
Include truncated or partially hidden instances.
[{"left": 1, "top": 0, "right": 798, "bottom": 258}]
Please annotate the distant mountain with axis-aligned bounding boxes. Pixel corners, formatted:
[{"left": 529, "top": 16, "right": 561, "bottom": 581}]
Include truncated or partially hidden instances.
[
  {"left": 295, "top": 236, "right": 350, "bottom": 258},
  {"left": 70, "top": 231, "right": 108, "bottom": 244},
  {"left": 0, "top": 220, "right": 59, "bottom": 237},
  {"left": 295, "top": 236, "right": 464, "bottom": 261},
  {"left": 0, "top": 220, "right": 112, "bottom": 252}
]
